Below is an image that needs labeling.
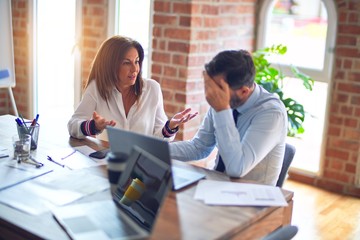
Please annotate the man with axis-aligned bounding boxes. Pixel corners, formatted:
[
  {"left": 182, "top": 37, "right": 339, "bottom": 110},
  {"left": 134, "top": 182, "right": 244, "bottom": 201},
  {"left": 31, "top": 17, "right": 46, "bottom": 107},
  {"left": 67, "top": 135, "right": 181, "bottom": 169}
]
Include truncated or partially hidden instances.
[{"left": 170, "top": 49, "right": 288, "bottom": 185}]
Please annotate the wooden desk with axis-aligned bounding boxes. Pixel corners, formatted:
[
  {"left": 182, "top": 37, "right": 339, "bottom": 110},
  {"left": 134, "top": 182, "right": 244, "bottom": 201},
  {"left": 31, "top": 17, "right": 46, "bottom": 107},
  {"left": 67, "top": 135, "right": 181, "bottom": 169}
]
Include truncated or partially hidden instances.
[{"left": 0, "top": 114, "right": 293, "bottom": 239}]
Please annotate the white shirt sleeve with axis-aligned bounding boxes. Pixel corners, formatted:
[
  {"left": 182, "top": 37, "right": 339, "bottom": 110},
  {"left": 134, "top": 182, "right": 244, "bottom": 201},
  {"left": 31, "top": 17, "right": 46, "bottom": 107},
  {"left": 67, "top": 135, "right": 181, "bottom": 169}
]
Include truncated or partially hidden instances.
[{"left": 67, "top": 81, "right": 98, "bottom": 139}]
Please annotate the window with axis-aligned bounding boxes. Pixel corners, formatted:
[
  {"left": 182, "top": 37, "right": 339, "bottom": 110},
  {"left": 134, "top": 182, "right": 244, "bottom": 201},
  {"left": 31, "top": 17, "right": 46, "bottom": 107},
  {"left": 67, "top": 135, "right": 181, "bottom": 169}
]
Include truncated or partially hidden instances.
[
  {"left": 31, "top": 0, "right": 81, "bottom": 132},
  {"left": 108, "top": 0, "right": 152, "bottom": 78},
  {"left": 257, "top": 0, "right": 337, "bottom": 173}
]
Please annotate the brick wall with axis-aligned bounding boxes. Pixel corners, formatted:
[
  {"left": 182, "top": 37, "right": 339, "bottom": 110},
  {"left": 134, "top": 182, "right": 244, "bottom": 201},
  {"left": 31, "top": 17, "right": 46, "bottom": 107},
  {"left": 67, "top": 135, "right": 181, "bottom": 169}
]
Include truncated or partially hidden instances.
[
  {"left": 320, "top": 0, "right": 360, "bottom": 196},
  {"left": 152, "top": 0, "right": 256, "bottom": 140},
  {"left": 81, "top": 0, "right": 109, "bottom": 89},
  {"left": 289, "top": 0, "right": 360, "bottom": 197},
  {"left": 0, "top": 0, "right": 109, "bottom": 118},
  {"left": 0, "top": 0, "right": 30, "bottom": 117},
  {"left": 3, "top": 0, "right": 360, "bottom": 197}
]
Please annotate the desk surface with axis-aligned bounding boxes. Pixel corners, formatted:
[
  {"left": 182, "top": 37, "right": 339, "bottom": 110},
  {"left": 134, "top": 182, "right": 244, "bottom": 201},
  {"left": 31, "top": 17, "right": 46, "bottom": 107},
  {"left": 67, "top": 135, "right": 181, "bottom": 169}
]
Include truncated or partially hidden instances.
[{"left": 0, "top": 114, "right": 293, "bottom": 240}]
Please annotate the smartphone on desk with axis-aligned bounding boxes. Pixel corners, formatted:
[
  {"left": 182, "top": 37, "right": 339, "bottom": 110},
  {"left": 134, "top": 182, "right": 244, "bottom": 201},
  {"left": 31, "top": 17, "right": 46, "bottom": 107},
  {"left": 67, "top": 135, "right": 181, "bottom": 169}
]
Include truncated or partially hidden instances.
[{"left": 89, "top": 148, "right": 111, "bottom": 159}]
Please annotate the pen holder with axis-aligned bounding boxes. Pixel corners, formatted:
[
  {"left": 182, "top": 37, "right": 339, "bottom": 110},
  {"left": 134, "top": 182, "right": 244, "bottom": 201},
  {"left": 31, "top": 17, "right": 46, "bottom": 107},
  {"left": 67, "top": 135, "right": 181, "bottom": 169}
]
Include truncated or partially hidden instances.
[{"left": 17, "top": 122, "right": 40, "bottom": 150}]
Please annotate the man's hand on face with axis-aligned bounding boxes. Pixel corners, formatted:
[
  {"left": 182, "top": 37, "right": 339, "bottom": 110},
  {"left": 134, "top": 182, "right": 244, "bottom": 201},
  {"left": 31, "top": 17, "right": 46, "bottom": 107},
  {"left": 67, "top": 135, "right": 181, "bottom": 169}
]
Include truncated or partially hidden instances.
[{"left": 203, "top": 71, "right": 231, "bottom": 112}]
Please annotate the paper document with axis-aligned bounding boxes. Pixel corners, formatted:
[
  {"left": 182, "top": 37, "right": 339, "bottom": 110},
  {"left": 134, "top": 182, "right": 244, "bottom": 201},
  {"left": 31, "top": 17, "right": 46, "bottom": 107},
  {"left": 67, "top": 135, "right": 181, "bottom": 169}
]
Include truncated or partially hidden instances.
[
  {"left": 0, "top": 159, "right": 53, "bottom": 191},
  {"left": 0, "top": 169, "right": 109, "bottom": 215},
  {"left": 194, "top": 180, "right": 288, "bottom": 206},
  {"left": 47, "top": 146, "right": 106, "bottom": 170}
]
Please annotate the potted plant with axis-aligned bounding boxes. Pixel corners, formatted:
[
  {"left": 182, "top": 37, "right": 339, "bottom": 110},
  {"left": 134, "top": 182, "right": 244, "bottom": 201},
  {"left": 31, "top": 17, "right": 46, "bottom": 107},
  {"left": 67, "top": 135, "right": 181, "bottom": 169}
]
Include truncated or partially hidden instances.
[{"left": 252, "top": 44, "right": 314, "bottom": 137}]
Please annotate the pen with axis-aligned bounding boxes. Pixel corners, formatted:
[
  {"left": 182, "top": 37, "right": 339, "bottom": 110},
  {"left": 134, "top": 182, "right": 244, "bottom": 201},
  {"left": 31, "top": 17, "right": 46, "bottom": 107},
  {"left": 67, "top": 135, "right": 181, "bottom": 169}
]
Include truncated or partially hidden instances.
[
  {"left": 19, "top": 114, "right": 30, "bottom": 133},
  {"left": 30, "top": 114, "right": 39, "bottom": 135},
  {"left": 47, "top": 156, "right": 65, "bottom": 168},
  {"left": 15, "top": 118, "right": 23, "bottom": 126},
  {"left": 31, "top": 114, "right": 39, "bottom": 127}
]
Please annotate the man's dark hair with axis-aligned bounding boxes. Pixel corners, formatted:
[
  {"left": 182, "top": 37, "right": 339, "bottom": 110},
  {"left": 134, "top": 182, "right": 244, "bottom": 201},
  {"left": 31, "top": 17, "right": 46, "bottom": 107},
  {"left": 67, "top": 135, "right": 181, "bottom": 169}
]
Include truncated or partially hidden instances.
[{"left": 204, "top": 49, "right": 255, "bottom": 89}]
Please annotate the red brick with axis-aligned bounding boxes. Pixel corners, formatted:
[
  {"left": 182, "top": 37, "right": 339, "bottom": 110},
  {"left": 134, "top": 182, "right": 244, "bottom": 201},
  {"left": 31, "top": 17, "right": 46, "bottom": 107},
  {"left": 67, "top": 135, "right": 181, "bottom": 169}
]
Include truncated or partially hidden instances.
[
  {"left": 153, "top": 27, "right": 162, "bottom": 37},
  {"left": 172, "top": 54, "right": 188, "bottom": 66},
  {"left": 345, "top": 163, "right": 356, "bottom": 174},
  {"left": 329, "top": 159, "right": 344, "bottom": 170},
  {"left": 194, "top": 30, "right": 217, "bottom": 40},
  {"left": 153, "top": 15, "right": 178, "bottom": 25},
  {"left": 178, "top": 68, "right": 188, "bottom": 79},
  {"left": 340, "top": 105, "right": 353, "bottom": 115},
  {"left": 174, "top": 92, "right": 187, "bottom": 103},
  {"left": 201, "top": 5, "right": 218, "bottom": 15},
  {"left": 338, "top": 25, "right": 360, "bottom": 34},
  {"left": 349, "top": 2, "right": 360, "bottom": 11},
  {"left": 168, "top": 41, "right": 190, "bottom": 53},
  {"left": 152, "top": 52, "right": 171, "bottom": 63},
  {"left": 325, "top": 148, "right": 349, "bottom": 161},
  {"left": 348, "top": 12, "right": 359, "bottom": 23},
  {"left": 343, "top": 129, "right": 360, "bottom": 140},
  {"left": 336, "top": 47, "right": 360, "bottom": 58},
  {"left": 330, "top": 139, "right": 359, "bottom": 151},
  {"left": 154, "top": 1, "right": 171, "bottom": 12},
  {"left": 179, "top": 16, "right": 191, "bottom": 27},
  {"left": 162, "top": 89, "right": 174, "bottom": 101},
  {"left": 87, "top": 0, "right": 105, "bottom": 4},
  {"left": 323, "top": 170, "right": 350, "bottom": 183},
  {"left": 162, "top": 79, "right": 186, "bottom": 90},
  {"left": 151, "top": 64, "right": 162, "bottom": 75},
  {"left": 355, "top": 107, "right": 360, "bottom": 117},
  {"left": 164, "top": 103, "right": 179, "bottom": 116},
  {"left": 173, "top": 2, "right": 191, "bottom": 15},
  {"left": 346, "top": 186, "right": 360, "bottom": 198},
  {"left": 337, "top": 35, "right": 357, "bottom": 46},
  {"left": 91, "top": 7, "right": 104, "bottom": 16},
  {"left": 190, "top": 3, "right": 202, "bottom": 14},
  {"left": 335, "top": 93, "right": 349, "bottom": 103},
  {"left": 317, "top": 179, "right": 345, "bottom": 193},
  {"left": 348, "top": 72, "right": 360, "bottom": 83},
  {"left": 164, "top": 28, "right": 191, "bottom": 40},
  {"left": 344, "top": 117, "right": 358, "bottom": 128}
]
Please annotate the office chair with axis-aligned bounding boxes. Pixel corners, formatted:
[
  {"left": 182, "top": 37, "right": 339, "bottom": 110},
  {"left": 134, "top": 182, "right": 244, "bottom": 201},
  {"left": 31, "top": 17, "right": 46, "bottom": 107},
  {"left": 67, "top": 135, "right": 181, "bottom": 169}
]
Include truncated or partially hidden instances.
[
  {"left": 276, "top": 143, "right": 296, "bottom": 187},
  {"left": 262, "top": 225, "right": 298, "bottom": 240}
]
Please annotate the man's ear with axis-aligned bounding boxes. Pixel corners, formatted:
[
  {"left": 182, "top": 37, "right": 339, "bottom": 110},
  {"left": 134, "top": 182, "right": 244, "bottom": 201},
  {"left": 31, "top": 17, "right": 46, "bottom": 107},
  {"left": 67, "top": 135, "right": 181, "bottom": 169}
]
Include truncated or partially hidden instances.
[{"left": 239, "top": 86, "right": 250, "bottom": 96}]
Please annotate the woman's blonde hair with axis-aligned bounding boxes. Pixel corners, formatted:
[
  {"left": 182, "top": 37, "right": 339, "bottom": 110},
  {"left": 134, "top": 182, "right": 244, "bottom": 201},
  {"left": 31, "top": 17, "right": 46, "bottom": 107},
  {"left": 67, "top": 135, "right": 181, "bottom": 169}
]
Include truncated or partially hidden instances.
[{"left": 85, "top": 35, "right": 144, "bottom": 104}]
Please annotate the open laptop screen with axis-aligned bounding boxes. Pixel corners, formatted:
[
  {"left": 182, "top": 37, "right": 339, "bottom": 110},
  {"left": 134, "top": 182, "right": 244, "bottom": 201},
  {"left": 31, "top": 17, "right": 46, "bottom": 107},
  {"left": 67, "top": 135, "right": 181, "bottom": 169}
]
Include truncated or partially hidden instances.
[
  {"left": 113, "top": 145, "right": 172, "bottom": 232},
  {"left": 107, "top": 126, "right": 206, "bottom": 191}
]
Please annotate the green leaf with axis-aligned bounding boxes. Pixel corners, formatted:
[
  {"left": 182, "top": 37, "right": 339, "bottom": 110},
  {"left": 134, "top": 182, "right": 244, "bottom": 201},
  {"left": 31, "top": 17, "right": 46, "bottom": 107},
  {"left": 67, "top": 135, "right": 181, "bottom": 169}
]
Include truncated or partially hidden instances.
[{"left": 253, "top": 44, "right": 314, "bottom": 137}]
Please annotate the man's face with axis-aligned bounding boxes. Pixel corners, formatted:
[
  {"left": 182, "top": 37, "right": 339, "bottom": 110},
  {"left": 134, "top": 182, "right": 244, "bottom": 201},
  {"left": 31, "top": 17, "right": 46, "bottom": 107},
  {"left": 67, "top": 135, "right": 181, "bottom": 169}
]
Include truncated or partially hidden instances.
[
  {"left": 229, "top": 89, "right": 246, "bottom": 109},
  {"left": 210, "top": 74, "right": 246, "bottom": 109}
]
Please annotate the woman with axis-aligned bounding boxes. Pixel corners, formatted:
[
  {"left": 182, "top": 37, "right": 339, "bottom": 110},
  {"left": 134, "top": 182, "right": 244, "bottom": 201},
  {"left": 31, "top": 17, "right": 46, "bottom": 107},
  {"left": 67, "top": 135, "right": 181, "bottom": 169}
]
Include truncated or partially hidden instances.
[{"left": 68, "top": 35, "right": 197, "bottom": 141}]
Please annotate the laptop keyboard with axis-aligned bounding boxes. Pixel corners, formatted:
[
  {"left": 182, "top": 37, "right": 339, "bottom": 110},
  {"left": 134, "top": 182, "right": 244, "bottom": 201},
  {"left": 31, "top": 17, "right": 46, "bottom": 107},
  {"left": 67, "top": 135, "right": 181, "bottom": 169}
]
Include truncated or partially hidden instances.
[{"left": 91, "top": 202, "right": 139, "bottom": 238}]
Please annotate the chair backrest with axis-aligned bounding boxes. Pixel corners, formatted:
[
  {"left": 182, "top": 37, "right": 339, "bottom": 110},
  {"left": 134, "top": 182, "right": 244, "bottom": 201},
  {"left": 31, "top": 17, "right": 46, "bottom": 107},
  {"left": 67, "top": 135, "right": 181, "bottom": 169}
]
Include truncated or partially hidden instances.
[
  {"left": 262, "top": 225, "right": 298, "bottom": 240},
  {"left": 276, "top": 143, "right": 296, "bottom": 187}
]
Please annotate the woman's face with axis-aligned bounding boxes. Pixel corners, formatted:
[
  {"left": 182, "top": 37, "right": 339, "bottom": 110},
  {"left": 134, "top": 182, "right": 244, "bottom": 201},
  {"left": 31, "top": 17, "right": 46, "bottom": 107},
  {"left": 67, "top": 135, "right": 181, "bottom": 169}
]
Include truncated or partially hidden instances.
[{"left": 118, "top": 47, "right": 140, "bottom": 89}]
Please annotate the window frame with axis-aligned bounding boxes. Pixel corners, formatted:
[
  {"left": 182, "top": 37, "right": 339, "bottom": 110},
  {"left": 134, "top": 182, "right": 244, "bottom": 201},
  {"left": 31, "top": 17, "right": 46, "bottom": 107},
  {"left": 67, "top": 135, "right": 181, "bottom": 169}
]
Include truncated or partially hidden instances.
[
  {"left": 107, "top": 0, "right": 153, "bottom": 78},
  {"left": 256, "top": 0, "right": 337, "bottom": 84}
]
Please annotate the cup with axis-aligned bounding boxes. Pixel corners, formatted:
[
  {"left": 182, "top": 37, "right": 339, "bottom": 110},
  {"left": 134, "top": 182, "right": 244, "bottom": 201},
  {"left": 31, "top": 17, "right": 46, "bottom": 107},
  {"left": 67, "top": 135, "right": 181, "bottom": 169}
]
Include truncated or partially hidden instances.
[
  {"left": 120, "top": 178, "right": 146, "bottom": 206},
  {"left": 107, "top": 152, "right": 128, "bottom": 196},
  {"left": 12, "top": 134, "right": 31, "bottom": 162},
  {"left": 17, "top": 122, "right": 40, "bottom": 150}
]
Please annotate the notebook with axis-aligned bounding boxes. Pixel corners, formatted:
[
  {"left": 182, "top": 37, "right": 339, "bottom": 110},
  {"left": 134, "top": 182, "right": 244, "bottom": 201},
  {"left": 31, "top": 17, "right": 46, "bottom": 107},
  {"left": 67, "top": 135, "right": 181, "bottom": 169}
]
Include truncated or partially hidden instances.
[
  {"left": 52, "top": 145, "right": 172, "bottom": 240},
  {"left": 106, "top": 126, "right": 205, "bottom": 191}
]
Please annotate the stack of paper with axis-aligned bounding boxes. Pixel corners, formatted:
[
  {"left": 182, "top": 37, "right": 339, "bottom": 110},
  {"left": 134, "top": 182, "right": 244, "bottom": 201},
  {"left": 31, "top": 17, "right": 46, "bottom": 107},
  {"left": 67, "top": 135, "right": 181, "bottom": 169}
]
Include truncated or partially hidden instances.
[{"left": 194, "top": 180, "right": 288, "bottom": 206}]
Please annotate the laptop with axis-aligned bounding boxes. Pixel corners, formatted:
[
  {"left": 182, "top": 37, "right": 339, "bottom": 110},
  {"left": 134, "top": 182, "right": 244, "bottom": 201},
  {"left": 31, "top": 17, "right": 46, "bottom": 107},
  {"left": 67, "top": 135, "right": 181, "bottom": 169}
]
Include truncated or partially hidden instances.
[
  {"left": 52, "top": 145, "right": 172, "bottom": 240},
  {"left": 106, "top": 126, "right": 205, "bottom": 191}
]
